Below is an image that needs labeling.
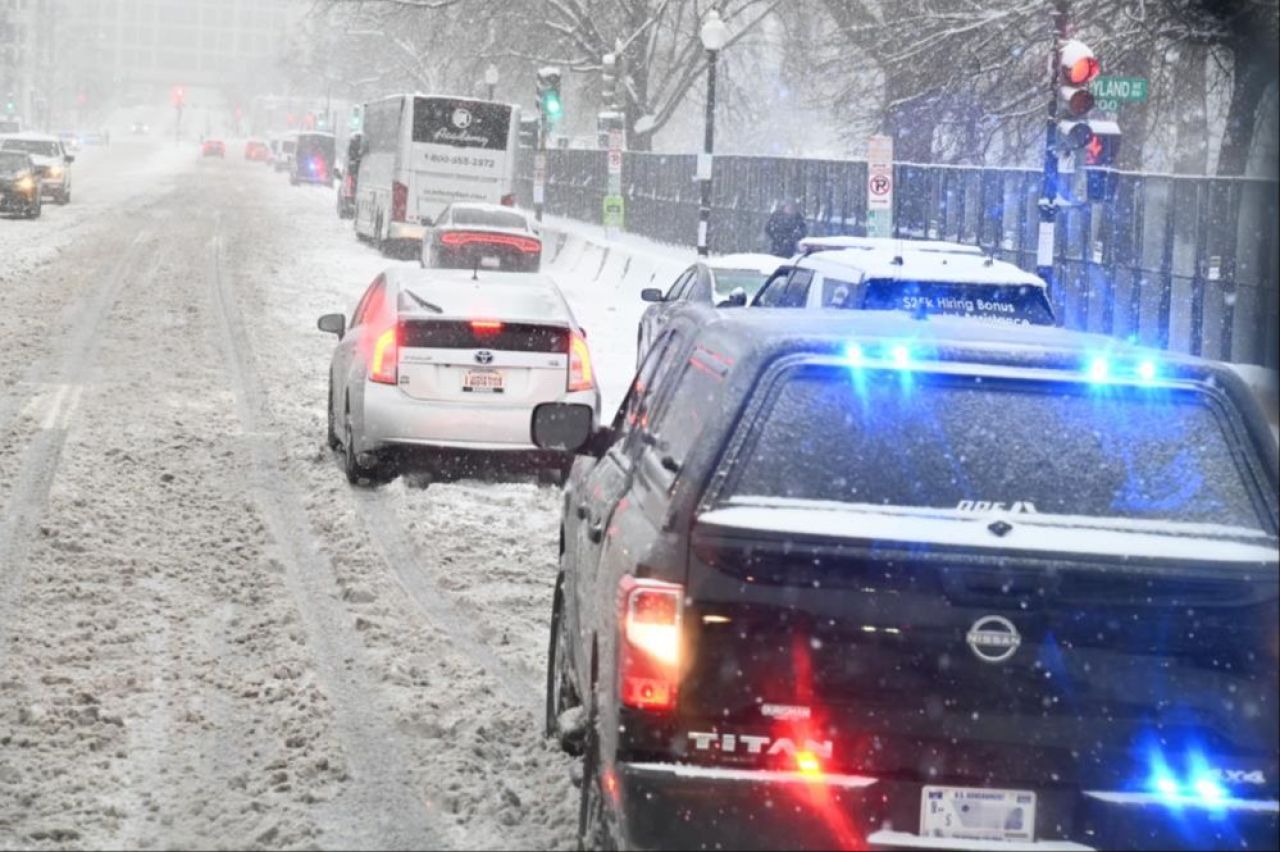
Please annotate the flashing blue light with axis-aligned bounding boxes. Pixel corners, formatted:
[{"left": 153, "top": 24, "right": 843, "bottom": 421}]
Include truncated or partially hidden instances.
[
  {"left": 1193, "top": 778, "right": 1226, "bottom": 803},
  {"left": 1088, "top": 356, "right": 1110, "bottom": 383},
  {"left": 845, "top": 343, "right": 865, "bottom": 366},
  {"left": 1154, "top": 775, "right": 1181, "bottom": 798},
  {"left": 890, "top": 344, "right": 912, "bottom": 368},
  {"left": 1136, "top": 359, "right": 1158, "bottom": 383}
]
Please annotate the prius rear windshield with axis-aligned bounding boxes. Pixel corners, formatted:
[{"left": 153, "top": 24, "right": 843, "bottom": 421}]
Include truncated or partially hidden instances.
[{"left": 725, "top": 364, "right": 1269, "bottom": 531}]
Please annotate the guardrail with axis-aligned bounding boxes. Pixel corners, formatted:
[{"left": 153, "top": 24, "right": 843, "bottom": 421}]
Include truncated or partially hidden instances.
[{"left": 516, "top": 149, "right": 1278, "bottom": 368}]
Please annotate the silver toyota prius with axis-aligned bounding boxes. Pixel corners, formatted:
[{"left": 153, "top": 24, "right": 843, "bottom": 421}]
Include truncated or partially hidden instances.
[{"left": 318, "top": 267, "right": 601, "bottom": 486}]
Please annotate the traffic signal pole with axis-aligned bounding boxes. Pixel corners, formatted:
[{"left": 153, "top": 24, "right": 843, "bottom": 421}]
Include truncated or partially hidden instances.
[{"left": 1037, "top": 0, "right": 1070, "bottom": 289}]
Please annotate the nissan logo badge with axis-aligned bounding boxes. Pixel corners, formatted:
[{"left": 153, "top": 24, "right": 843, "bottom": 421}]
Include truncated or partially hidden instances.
[
  {"left": 474, "top": 350, "right": 494, "bottom": 365},
  {"left": 966, "top": 615, "right": 1021, "bottom": 664}
]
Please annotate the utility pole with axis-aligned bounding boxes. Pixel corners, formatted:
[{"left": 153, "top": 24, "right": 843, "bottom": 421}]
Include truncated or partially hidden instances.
[{"left": 1036, "top": 0, "right": 1070, "bottom": 289}]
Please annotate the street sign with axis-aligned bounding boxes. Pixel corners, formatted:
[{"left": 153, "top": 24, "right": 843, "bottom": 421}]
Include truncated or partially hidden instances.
[
  {"left": 866, "top": 134, "right": 894, "bottom": 237},
  {"left": 603, "top": 194, "right": 625, "bottom": 229},
  {"left": 533, "top": 152, "right": 547, "bottom": 205},
  {"left": 1089, "top": 76, "right": 1148, "bottom": 112}
]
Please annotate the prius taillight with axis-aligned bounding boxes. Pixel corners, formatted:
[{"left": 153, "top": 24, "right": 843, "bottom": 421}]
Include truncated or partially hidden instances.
[
  {"left": 370, "top": 326, "right": 399, "bottom": 384},
  {"left": 568, "top": 331, "right": 594, "bottom": 392},
  {"left": 618, "top": 576, "right": 683, "bottom": 712}
]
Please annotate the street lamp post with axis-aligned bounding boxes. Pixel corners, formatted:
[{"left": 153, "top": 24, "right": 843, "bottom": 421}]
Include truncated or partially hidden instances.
[
  {"left": 697, "top": 10, "right": 728, "bottom": 257},
  {"left": 484, "top": 64, "right": 499, "bottom": 101}
]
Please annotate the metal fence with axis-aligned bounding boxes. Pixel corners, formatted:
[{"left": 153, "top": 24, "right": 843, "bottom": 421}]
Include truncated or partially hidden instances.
[{"left": 516, "top": 149, "right": 1278, "bottom": 368}]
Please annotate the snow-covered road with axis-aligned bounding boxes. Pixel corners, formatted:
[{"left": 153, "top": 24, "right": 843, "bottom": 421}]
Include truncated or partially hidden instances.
[{"left": 0, "top": 140, "right": 636, "bottom": 849}]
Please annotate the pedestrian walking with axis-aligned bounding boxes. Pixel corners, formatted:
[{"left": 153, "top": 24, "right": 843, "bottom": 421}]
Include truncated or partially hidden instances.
[{"left": 765, "top": 199, "right": 806, "bottom": 258}]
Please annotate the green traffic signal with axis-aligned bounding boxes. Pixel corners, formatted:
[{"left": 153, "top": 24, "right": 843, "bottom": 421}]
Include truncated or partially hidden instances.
[{"left": 543, "top": 91, "right": 562, "bottom": 120}]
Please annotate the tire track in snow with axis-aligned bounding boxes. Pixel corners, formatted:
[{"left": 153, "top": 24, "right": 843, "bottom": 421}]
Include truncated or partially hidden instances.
[
  {"left": 350, "top": 491, "right": 544, "bottom": 720},
  {"left": 0, "top": 229, "right": 154, "bottom": 666},
  {"left": 205, "top": 219, "right": 454, "bottom": 851}
]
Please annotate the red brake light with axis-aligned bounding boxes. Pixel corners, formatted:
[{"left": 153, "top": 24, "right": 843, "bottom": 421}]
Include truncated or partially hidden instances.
[
  {"left": 370, "top": 326, "right": 398, "bottom": 384},
  {"left": 471, "top": 320, "right": 503, "bottom": 334},
  {"left": 568, "top": 331, "right": 594, "bottom": 392},
  {"left": 500, "top": 193, "right": 516, "bottom": 207},
  {"left": 440, "top": 231, "right": 541, "bottom": 254},
  {"left": 618, "top": 576, "right": 683, "bottom": 712},
  {"left": 391, "top": 181, "right": 408, "bottom": 222}
]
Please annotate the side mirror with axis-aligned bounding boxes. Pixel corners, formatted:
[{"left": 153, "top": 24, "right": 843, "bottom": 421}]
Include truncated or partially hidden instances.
[
  {"left": 420, "top": 216, "right": 434, "bottom": 227},
  {"left": 640, "top": 288, "right": 664, "bottom": 303},
  {"left": 64, "top": 155, "right": 75, "bottom": 164},
  {"left": 317, "top": 313, "right": 346, "bottom": 339},
  {"left": 531, "top": 402, "right": 604, "bottom": 455},
  {"left": 333, "top": 166, "right": 343, "bottom": 180}
]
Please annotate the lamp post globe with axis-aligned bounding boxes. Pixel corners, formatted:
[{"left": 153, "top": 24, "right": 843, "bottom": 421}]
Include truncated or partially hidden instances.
[{"left": 700, "top": 9, "right": 729, "bottom": 51}]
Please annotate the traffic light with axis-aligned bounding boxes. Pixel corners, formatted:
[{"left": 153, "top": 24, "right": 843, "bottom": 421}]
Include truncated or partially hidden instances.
[
  {"left": 1083, "top": 119, "right": 1121, "bottom": 167},
  {"left": 349, "top": 106, "right": 362, "bottom": 132},
  {"left": 1056, "top": 40, "right": 1099, "bottom": 152},
  {"left": 171, "top": 85, "right": 185, "bottom": 108},
  {"left": 536, "top": 66, "right": 563, "bottom": 126},
  {"left": 4, "top": 93, "right": 14, "bottom": 115},
  {"left": 518, "top": 116, "right": 538, "bottom": 149},
  {"left": 602, "top": 53, "right": 619, "bottom": 112}
]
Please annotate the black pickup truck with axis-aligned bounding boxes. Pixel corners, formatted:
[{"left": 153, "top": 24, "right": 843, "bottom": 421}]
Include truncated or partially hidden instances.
[{"left": 533, "top": 307, "right": 1279, "bottom": 851}]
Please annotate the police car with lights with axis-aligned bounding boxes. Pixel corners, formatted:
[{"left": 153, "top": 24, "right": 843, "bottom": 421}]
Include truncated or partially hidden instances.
[
  {"left": 753, "top": 238, "right": 1055, "bottom": 326},
  {"left": 533, "top": 305, "right": 1278, "bottom": 851},
  {"left": 317, "top": 267, "right": 599, "bottom": 486}
]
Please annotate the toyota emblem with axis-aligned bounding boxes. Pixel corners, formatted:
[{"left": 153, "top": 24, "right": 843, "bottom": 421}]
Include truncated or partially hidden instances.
[
  {"left": 474, "top": 350, "right": 494, "bottom": 365},
  {"left": 965, "top": 615, "right": 1021, "bottom": 664}
]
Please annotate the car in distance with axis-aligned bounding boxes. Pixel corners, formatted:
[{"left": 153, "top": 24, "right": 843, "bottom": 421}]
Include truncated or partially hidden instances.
[
  {"left": 0, "top": 150, "right": 42, "bottom": 218},
  {"left": 637, "top": 253, "right": 782, "bottom": 364},
  {"left": 420, "top": 202, "right": 542, "bottom": 273},
  {"left": 291, "top": 131, "right": 335, "bottom": 186},
  {"left": 200, "top": 139, "right": 226, "bottom": 158},
  {"left": 271, "top": 133, "right": 297, "bottom": 173},
  {"left": 0, "top": 133, "right": 73, "bottom": 204},
  {"left": 752, "top": 242, "right": 1056, "bottom": 326},
  {"left": 244, "top": 139, "right": 270, "bottom": 161},
  {"left": 318, "top": 267, "right": 598, "bottom": 486},
  {"left": 534, "top": 306, "right": 1279, "bottom": 851}
]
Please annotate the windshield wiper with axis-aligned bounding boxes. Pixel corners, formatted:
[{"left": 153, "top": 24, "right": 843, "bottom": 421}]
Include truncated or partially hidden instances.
[{"left": 403, "top": 289, "right": 443, "bottom": 313}]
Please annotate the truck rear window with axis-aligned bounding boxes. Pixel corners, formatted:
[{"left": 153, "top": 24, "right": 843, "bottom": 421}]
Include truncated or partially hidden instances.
[
  {"left": 853, "top": 279, "right": 1055, "bottom": 326},
  {"left": 724, "top": 364, "right": 1268, "bottom": 531}
]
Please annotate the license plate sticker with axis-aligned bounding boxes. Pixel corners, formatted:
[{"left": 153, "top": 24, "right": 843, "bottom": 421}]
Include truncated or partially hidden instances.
[
  {"left": 920, "top": 786, "right": 1036, "bottom": 843},
  {"left": 462, "top": 369, "right": 504, "bottom": 393}
]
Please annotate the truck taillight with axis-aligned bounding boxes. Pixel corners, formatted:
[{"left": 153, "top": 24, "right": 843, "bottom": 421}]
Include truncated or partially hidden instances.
[
  {"left": 391, "top": 181, "right": 408, "bottom": 222},
  {"left": 618, "top": 576, "right": 683, "bottom": 712},
  {"left": 568, "top": 331, "right": 594, "bottom": 392},
  {"left": 370, "top": 326, "right": 399, "bottom": 384}
]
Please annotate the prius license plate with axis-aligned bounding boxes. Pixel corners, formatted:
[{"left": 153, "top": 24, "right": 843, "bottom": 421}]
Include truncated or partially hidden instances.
[
  {"left": 462, "top": 369, "right": 504, "bottom": 394},
  {"left": 920, "top": 786, "right": 1035, "bottom": 843}
]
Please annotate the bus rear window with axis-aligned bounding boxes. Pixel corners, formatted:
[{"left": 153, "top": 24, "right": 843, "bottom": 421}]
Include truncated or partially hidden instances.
[
  {"left": 412, "top": 98, "right": 511, "bottom": 150},
  {"left": 724, "top": 364, "right": 1268, "bottom": 531}
]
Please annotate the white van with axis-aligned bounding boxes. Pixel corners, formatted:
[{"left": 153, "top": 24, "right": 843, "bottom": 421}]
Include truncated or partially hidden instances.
[{"left": 354, "top": 94, "right": 520, "bottom": 255}]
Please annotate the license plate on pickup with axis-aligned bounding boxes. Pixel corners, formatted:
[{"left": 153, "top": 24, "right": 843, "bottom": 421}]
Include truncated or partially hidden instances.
[
  {"left": 920, "top": 786, "right": 1035, "bottom": 843},
  {"left": 462, "top": 369, "right": 504, "bottom": 394}
]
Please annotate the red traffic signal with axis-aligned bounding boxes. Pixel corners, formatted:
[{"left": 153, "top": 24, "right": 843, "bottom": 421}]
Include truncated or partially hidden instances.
[
  {"left": 1058, "top": 40, "right": 1098, "bottom": 118},
  {"left": 1083, "top": 119, "right": 1121, "bottom": 167},
  {"left": 171, "top": 85, "right": 186, "bottom": 107}
]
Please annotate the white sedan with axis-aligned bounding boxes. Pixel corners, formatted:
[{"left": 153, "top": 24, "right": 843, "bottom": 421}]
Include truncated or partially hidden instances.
[{"left": 317, "top": 268, "right": 600, "bottom": 486}]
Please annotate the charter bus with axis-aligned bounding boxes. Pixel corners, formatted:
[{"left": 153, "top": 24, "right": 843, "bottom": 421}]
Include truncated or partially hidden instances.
[{"left": 354, "top": 94, "right": 520, "bottom": 255}]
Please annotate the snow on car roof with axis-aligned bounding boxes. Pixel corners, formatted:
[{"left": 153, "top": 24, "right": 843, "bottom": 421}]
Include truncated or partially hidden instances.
[
  {"left": 0, "top": 132, "right": 59, "bottom": 142},
  {"left": 389, "top": 269, "right": 572, "bottom": 324},
  {"left": 708, "top": 253, "right": 786, "bottom": 275},
  {"left": 799, "top": 235, "right": 983, "bottom": 255},
  {"left": 805, "top": 248, "right": 1046, "bottom": 288}
]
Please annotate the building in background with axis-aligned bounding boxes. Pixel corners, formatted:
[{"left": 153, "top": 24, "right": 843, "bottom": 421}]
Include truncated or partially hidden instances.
[{"left": 6, "top": 0, "right": 302, "bottom": 130}]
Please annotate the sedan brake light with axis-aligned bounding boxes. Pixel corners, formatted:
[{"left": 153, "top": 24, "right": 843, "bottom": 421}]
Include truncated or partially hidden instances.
[
  {"left": 370, "top": 326, "right": 399, "bottom": 384},
  {"left": 618, "top": 576, "right": 683, "bottom": 712},
  {"left": 439, "top": 230, "right": 541, "bottom": 254},
  {"left": 568, "top": 331, "right": 594, "bottom": 392}
]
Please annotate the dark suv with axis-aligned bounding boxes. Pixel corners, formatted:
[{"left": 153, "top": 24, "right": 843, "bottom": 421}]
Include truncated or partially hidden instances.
[{"left": 532, "top": 306, "right": 1279, "bottom": 851}]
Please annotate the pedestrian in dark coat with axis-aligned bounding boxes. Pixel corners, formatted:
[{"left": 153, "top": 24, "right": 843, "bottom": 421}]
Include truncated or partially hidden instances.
[{"left": 765, "top": 200, "right": 807, "bottom": 258}]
